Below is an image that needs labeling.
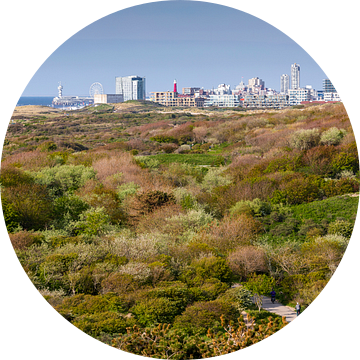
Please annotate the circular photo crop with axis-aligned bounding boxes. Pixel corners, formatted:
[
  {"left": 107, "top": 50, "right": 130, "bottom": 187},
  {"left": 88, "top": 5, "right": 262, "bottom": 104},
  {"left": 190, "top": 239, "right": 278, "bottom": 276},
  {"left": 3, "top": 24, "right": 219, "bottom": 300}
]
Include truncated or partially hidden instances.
[{"left": 1, "top": 1, "right": 359, "bottom": 359}]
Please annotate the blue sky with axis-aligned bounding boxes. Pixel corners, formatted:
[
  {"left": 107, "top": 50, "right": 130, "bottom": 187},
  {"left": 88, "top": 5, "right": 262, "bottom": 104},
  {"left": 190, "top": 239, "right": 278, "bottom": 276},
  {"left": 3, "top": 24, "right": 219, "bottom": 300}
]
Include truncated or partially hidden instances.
[{"left": 22, "top": 1, "right": 328, "bottom": 96}]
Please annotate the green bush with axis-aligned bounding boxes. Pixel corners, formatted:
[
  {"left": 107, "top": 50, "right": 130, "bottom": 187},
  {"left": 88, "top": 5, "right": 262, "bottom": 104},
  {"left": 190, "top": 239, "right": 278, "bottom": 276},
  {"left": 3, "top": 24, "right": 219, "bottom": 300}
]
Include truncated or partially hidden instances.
[
  {"left": 33, "top": 164, "right": 96, "bottom": 197},
  {"left": 53, "top": 195, "right": 90, "bottom": 227},
  {"left": 243, "top": 273, "right": 275, "bottom": 296},
  {"left": 320, "top": 127, "right": 347, "bottom": 146},
  {"left": 0, "top": 166, "right": 34, "bottom": 187},
  {"left": 149, "top": 135, "right": 178, "bottom": 144},
  {"left": 184, "top": 256, "right": 233, "bottom": 285},
  {"left": 218, "top": 287, "right": 253, "bottom": 312},
  {"left": 173, "top": 300, "right": 238, "bottom": 334},
  {"left": 230, "top": 198, "right": 271, "bottom": 218},
  {"left": 290, "top": 129, "right": 320, "bottom": 150},
  {"left": 56, "top": 293, "right": 129, "bottom": 316},
  {"left": 1, "top": 183, "right": 54, "bottom": 231},
  {"left": 328, "top": 219, "right": 354, "bottom": 238},
  {"left": 72, "top": 312, "right": 129, "bottom": 336},
  {"left": 71, "top": 207, "right": 111, "bottom": 237},
  {"left": 131, "top": 297, "right": 181, "bottom": 327}
]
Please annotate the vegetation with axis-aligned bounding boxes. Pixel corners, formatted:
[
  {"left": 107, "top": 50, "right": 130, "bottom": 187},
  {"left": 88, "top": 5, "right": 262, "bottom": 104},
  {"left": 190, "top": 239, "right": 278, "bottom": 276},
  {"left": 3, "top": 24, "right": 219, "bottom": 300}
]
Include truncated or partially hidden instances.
[{"left": 2, "top": 102, "right": 359, "bottom": 358}]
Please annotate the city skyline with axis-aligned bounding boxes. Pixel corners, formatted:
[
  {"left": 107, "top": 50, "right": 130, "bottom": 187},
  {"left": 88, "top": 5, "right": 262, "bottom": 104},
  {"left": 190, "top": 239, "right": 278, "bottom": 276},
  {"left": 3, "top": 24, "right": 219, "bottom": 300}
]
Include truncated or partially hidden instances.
[{"left": 21, "top": 1, "right": 327, "bottom": 97}]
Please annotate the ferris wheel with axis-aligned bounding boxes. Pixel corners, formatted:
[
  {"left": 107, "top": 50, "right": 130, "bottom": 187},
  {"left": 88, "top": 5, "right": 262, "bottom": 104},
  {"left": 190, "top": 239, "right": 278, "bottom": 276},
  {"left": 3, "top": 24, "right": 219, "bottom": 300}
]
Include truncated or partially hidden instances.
[{"left": 89, "top": 82, "right": 104, "bottom": 97}]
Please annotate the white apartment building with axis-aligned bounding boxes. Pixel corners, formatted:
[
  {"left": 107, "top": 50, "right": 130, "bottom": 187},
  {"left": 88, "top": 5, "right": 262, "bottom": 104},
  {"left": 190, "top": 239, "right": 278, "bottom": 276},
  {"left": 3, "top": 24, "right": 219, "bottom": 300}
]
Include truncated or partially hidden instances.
[
  {"left": 115, "top": 75, "right": 146, "bottom": 101},
  {"left": 214, "top": 84, "right": 231, "bottom": 95},
  {"left": 324, "top": 92, "right": 341, "bottom": 102},
  {"left": 288, "top": 88, "right": 311, "bottom": 105},
  {"left": 291, "top": 63, "right": 300, "bottom": 89},
  {"left": 204, "top": 94, "right": 240, "bottom": 107},
  {"left": 280, "top": 74, "right": 290, "bottom": 94}
]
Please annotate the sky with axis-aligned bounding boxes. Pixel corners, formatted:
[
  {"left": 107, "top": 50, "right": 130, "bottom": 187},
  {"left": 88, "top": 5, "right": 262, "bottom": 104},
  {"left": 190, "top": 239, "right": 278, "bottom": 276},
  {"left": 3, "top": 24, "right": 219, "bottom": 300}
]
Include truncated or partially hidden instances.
[{"left": 22, "top": 1, "right": 328, "bottom": 96}]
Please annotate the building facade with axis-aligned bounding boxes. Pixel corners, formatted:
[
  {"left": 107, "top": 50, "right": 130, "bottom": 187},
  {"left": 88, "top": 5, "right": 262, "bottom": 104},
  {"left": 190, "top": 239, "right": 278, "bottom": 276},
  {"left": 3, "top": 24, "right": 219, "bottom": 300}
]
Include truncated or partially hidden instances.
[
  {"left": 241, "top": 94, "right": 289, "bottom": 108},
  {"left": 115, "top": 75, "right": 146, "bottom": 101},
  {"left": 291, "top": 63, "right": 300, "bottom": 89},
  {"left": 280, "top": 74, "right": 290, "bottom": 94},
  {"left": 248, "top": 77, "right": 265, "bottom": 92},
  {"left": 323, "top": 79, "right": 336, "bottom": 93},
  {"left": 94, "top": 94, "right": 123, "bottom": 104},
  {"left": 289, "top": 88, "right": 311, "bottom": 105},
  {"left": 150, "top": 91, "right": 205, "bottom": 107},
  {"left": 204, "top": 94, "right": 239, "bottom": 107}
]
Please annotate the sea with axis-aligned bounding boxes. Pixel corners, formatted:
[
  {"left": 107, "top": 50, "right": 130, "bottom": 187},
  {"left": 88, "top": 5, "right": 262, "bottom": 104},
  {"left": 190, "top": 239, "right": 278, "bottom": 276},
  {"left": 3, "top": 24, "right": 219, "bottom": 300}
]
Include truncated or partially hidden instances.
[{"left": 17, "top": 96, "right": 54, "bottom": 107}]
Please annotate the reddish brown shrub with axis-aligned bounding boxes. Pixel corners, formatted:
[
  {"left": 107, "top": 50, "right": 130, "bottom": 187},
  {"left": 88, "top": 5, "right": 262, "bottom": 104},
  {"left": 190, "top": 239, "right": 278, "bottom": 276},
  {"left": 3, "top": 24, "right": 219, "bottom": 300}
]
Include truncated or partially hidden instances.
[
  {"left": 9, "top": 230, "right": 43, "bottom": 250},
  {"left": 196, "top": 214, "right": 262, "bottom": 252},
  {"left": 227, "top": 246, "right": 268, "bottom": 281}
]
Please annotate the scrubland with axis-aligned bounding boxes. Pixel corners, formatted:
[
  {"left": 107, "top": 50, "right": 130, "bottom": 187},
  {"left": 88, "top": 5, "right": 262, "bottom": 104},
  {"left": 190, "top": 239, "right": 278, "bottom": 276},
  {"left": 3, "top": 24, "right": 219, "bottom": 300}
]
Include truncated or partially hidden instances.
[{"left": 1, "top": 102, "right": 358, "bottom": 358}]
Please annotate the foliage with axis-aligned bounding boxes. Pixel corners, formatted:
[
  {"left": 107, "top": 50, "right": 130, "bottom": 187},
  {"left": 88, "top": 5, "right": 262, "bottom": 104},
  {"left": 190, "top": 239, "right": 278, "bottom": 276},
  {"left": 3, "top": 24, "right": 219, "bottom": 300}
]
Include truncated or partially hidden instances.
[
  {"left": 0, "top": 166, "right": 34, "bottom": 187},
  {"left": 218, "top": 286, "right": 253, "bottom": 312},
  {"left": 172, "top": 300, "right": 239, "bottom": 334},
  {"left": 2, "top": 183, "right": 54, "bottom": 231},
  {"left": 243, "top": 273, "right": 275, "bottom": 296},
  {"left": 149, "top": 135, "right": 178, "bottom": 144},
  {"left": 131, "top": 297, "right": 181, "bottom": 327},
  {"left": 290, "top": 128, "right": 320, "bottom": 150},
  {"left": 70, "top": 207, "right": 112, "bottom": 237},
  {"left": 73, "top": 312, "right": 129, "bottom": 337},
  {"left": 229, "top": 198, "right": 271, "bottom": 218},
  {"left": 33, "top": 164, "right": 96, "bottom": 197},
  {"left": 320, "top": 127, "right": 347, "bottom": 146},
  {"left": 327, "top": 219, "right": 354, "bottom": 238}
]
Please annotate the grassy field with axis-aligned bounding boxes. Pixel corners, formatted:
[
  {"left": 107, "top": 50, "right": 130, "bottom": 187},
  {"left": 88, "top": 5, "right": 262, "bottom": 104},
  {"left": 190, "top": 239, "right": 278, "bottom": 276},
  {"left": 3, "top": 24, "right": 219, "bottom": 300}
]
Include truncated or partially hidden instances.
[{"left": 142, "top": 153, "right": 227, "bottom": 166}]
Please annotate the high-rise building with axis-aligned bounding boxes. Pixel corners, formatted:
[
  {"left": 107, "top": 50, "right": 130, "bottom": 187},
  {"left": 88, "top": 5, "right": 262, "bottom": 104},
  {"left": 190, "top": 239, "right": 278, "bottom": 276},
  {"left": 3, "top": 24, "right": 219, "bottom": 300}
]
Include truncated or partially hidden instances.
[
  {"left": 248, "top": 77, "right": 265, "bottom": 92},
  {"left": 323, "top": 79, "right": 336, "bottom": 93},
  {"left": 115, "top": 75, "right": 146, "bottom": 101},
  {"left": 280, "top": 74, "right": 289, "bottom": 94},
  {"left": 291, "top": 63, "right": 300, "bottom": 89}
]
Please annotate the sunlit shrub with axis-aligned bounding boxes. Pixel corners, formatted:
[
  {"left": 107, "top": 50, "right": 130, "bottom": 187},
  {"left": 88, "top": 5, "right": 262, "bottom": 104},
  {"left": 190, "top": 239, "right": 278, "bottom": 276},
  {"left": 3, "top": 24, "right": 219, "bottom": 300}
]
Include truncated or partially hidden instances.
[
  {"left": 33, "top": 164, "right": 96, "bottom": 197},
  {"left": 320, "top": 127, "right": 347, "bottom": 146},
  {"left": 290, "top": 128, "right": 320, "bottom": 150},
  {"left": 173, "top": 300, "right": 238, "bottom": 334}
]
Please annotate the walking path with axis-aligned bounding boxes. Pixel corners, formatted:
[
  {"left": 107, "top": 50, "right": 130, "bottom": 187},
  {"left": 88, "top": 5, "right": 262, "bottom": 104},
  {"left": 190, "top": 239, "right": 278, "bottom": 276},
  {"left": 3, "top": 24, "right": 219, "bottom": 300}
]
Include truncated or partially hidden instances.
[
  {"left": 260, "top": 295, "right": 297, "bottom": 322},
  {"left": 232, "top": 284, "right": 297, "bottom": 322}
]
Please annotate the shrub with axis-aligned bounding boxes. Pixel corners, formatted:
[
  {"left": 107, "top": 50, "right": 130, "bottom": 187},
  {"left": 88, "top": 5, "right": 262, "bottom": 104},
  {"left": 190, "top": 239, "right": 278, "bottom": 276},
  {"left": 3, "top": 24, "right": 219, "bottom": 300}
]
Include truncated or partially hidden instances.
[
  {"left": 9, "top": 230, "right": 44, "bottom": 250},
  {"left": 101, "top": 273, "right": 138, "bottom": 295},
  {"left": 72, "top": 312, "right": 129, "bottom": 337},
  {"left": 320, "top": 127, "right": 347, "bottom": 146},
  {"left": 172, "top": 300, "right": 238, "bottom": 334},
  {"left": 189, "top": 256, "right": 233, "bottom": 284},
  {"left": 243, "top": 273, "right": 275, "bottom": 296},
  {"left": 56, "top": 293, "right": 128, "bottom": 316},
  {"left": 161, "top": 143, "right": 178, "bottom": 153},
  {"left": 131, "top": 298, "right": 180, "bottom": 327},
  {"left": 38, "top": 141, "right": 57, "bottom": 152},
  {"left": 328, "top": 219, "right": 354, "bottom": 238},
  {"left": 196, "top": 214, "right": 262, "bottom": 252},
  {"left": 331, "top": 151, "right": 359, "bottom": 176},
  {"left": 129, "top": 190, "right": 176, "bottom": 222},
  {"left": 0, "top": 166, "right": 34, "bottom": 187},
  {"left": 149, "top": 135, "right": 178, "bottom": 144},
  {"left": 322, "top": 178, "right": 359, "bottom": 197},
  {"left": 229, "top": 198, "right": 271, "bottom": 218},
  {"left": 33, "top": 164, "right": 96, "bottom": 197},
  {"left": 53, "top": 195, "right": 90, "bottom": 227},
  {"left": 1, "top": 183, "right": 54, "bottom": 231},
  {"left": 227, "top": 246, "right": 268, "bottom": 281},
  {"left": 218, "top": 286, "right": 253, "bottom": 312},
  {"left": 71, "top": 207, "right": 112, "bottom": 237},
  {"left": 290, "top": 128, "right": 320, "bottom": 150}
]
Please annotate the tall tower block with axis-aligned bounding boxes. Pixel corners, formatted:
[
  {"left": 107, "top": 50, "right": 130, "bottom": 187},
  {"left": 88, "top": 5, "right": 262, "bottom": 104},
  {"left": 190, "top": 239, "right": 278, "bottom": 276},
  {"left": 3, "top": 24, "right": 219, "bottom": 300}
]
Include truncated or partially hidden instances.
[{"left": 174, "top": 79, "right": 177, "bottom": 93}]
